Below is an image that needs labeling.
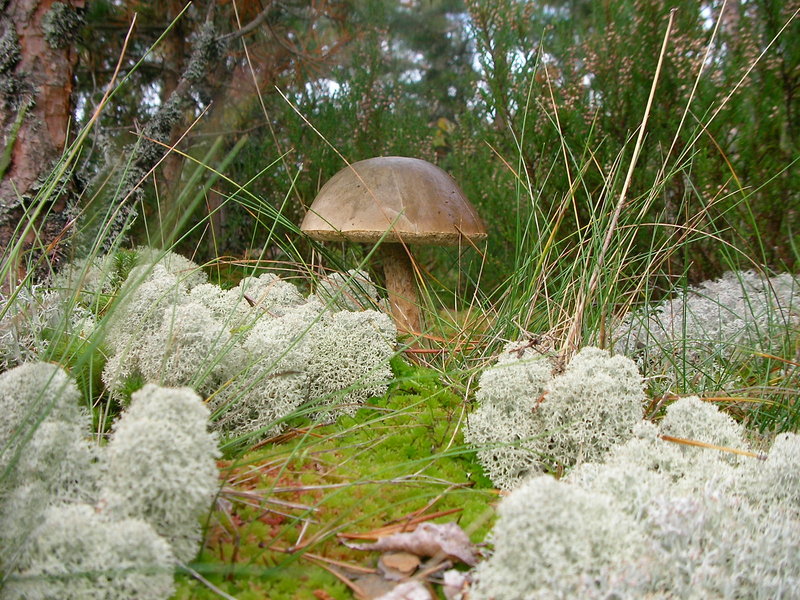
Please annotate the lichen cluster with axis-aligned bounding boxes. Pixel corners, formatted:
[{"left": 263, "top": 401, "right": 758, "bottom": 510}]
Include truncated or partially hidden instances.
[
  {"left": 0, "top": 364, "right": 219, "bottom": 598},
  {"left": 0, "top": 285, "right": 96, "bottom": 372},
  {"left": 42, "top": 2, "right": 85, "bottom": 50},
  {"left": 98, "top": 248, "right": 397, "bottom": 439},
  {"left": 470, "top": 397, "right": 800, "bottom": 599},
  {"left": 465, "top": 345, "right": 645, "bottom": 490},
  {"left": 314, "top": 268, "right": 381, "bottom": 311},
  {"left": 0, "top": 26, "right": 21, "bottom": 106},
  {"left": 613, "top": 270, "right": 800, "bottom": 390}
]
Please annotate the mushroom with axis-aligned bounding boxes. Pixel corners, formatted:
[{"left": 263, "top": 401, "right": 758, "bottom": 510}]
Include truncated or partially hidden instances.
[{"left": 301, "top": 156, "right": 487, "bottom": 334}]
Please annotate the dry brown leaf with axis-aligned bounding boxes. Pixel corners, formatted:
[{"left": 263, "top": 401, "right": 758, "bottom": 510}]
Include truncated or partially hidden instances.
[
  {"left": 378, "top": 551, "right": 421, "bottom": 580},
  {"left": 344, "top": 522, "right": 477, "bottom": 567}
]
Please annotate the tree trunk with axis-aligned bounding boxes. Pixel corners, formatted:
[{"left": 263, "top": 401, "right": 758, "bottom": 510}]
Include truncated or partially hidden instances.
[{"left": 0, "top": 0, "right": 83, "bottom": 276}]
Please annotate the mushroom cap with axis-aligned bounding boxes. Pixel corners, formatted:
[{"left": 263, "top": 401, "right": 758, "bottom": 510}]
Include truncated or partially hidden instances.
[{"left": 301, "top": 156, "right": 487, "bottom": 245}]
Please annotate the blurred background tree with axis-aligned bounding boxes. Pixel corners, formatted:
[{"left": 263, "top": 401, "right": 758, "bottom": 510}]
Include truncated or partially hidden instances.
[{"left": 1, "top": 0, "right": 797, "bottom": 290}]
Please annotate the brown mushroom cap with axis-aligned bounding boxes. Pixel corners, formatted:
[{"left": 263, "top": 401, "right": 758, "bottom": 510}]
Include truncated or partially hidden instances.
[{"left": 301, "top": 156, "right": 487, "bottom": 245}]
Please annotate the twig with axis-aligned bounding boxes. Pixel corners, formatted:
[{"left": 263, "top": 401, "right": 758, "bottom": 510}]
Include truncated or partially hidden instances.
[
  {"left": 220, "top": 487, "right": 316, "bottom": 512},
  {"left": 752, "top": 351, "right": 800, "bottom": 368},
  {"left": 268, "top": 546, "right": 378, "bottom": 575},
  {"left": 301, "top": 556, "right": 367, "bottom": 598},
  {"left": 417, "top": 558, "right": 453, "bottom": 580},
  {"left": 338, "top": 507, "right": 463, "bottom": 540},
  {"left": 219, "top": 3, "right": 274, "bottom": 42}
]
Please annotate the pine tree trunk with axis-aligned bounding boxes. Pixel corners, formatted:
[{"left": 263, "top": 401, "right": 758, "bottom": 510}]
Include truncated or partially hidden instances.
[{"left": 0, "top": 0, "right": 83, "bottom": 276}]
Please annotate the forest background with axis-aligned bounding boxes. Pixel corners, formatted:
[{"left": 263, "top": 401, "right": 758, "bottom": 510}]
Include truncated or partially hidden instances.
[{"left": 1, "top": 0, "right": 798, "bottom": 298}]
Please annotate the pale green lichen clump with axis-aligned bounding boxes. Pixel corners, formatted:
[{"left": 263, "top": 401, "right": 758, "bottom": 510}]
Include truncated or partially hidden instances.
[
  {"left": 0, "top": 363, "right": 96, "bottom": 561},
  {"left": 466, "top": 345, "right": 645, "bottom": 490},
  {"left": 471, "top": 397, "right": 800, "bottom": 599},
  {"left": 100, "top": 384, "right": 221, "bottom": 563},
  {"left": 541, "top": 347, "right": 645, "bottom": 467},
  {"left": 3, "top": 504, "right": 175, "bottom": 600},
  {"left": 613, "top": 270, "right": 800, "bottom": 390},
  {"left": 314, "top": 269, "right": 381, "bottom": 311},
  {"left": 211, "top": 298, "right": 321, "bottom": 438},
  {"left": 0, "top": 363, "right": 220, "bottom": 597},
  {"left": 0, "top": 285, "right": 95, "bottom": 372},
  {"left": 472, "top": 475, "right": 646, "bottom": 599},
  {"left": 307, "top": 308, "right": 396, "bottom": 418},
  {"left": 464, "top": 343, "right": 552, "bottom": 490},
  {"left": 98, "top": 250, "right": 396, "bottom": 439}
]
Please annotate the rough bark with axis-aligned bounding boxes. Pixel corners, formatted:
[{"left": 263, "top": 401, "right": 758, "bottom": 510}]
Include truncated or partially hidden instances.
[{"left": 0, "top": 0, "right": 83, "bottom": 271}]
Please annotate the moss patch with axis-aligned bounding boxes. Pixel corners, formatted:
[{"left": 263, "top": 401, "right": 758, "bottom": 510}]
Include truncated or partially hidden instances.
[{"left": 174, "top": 362, "right": 497, "bottom": 599}]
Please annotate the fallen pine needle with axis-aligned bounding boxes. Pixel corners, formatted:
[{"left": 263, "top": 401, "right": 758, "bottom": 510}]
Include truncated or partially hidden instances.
[
  {"left": 179, "top": 563, "right": 239, "bottom": 600},
  {"left": 338, "top": 507, "right": 463, "bottom": 540},
  {"left": 752, "top": 351, "right": 800, "bottom": 367},
  {"left": 659, "top": 434, "right": 767, "bottom": 460},
  {"left": 302, "top": 556, "right": 367, "bottom": 599},
  {"left": 268, "top": 546, "right": 378, "bottom": 574}
]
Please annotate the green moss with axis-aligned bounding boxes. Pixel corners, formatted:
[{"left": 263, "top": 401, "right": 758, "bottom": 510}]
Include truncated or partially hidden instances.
[
  {"left": 179, "top": 362, "right": 497, "bottom": 599},
  {"left": 112, "top": 248, "right": 140, "bottom": 288},
  {"left": 40, "top": 328, "right": 111, "bottom": 428},
  {"left": 115, "top": 372, "right": 145, "bottom": 406}
]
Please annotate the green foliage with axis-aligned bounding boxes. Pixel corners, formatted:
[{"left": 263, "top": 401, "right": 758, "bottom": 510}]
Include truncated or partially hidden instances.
[{"left": 61, "top": 0, "right": 798, "bottom": 313}]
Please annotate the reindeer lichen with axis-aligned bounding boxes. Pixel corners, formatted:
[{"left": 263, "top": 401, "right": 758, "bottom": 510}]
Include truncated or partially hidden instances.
[
  {"left": 472, "top": 401, "right": 800, "bottom": 599},
  {"left": 466, "top": 346, "right": 645, "bottom": 489}
]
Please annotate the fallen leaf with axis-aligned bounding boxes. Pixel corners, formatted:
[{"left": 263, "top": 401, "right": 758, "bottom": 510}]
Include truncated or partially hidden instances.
[
  {"left": 375, "top": 580, "right": 433, "bottom": 600},
  {"left": 378, "top": 551, "right": 420, "bottom": 580},
  {"left": 344, "top": 522, "right": 477, "bottom": 567}
]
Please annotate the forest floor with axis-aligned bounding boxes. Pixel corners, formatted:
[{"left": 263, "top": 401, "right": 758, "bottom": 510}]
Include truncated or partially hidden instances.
[{"left": 174, "top": 359, "right": 497, "bottom": 600}]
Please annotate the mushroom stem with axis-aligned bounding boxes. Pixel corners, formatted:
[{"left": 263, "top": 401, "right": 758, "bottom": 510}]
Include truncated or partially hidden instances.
[{"left": 379, "top": 243, "right": 421, "bottom": 335}]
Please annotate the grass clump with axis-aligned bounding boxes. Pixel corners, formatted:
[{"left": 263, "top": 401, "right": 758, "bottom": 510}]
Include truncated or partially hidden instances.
[{"left": 614, "top": 271, "right": 800, "bottom": 394}]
